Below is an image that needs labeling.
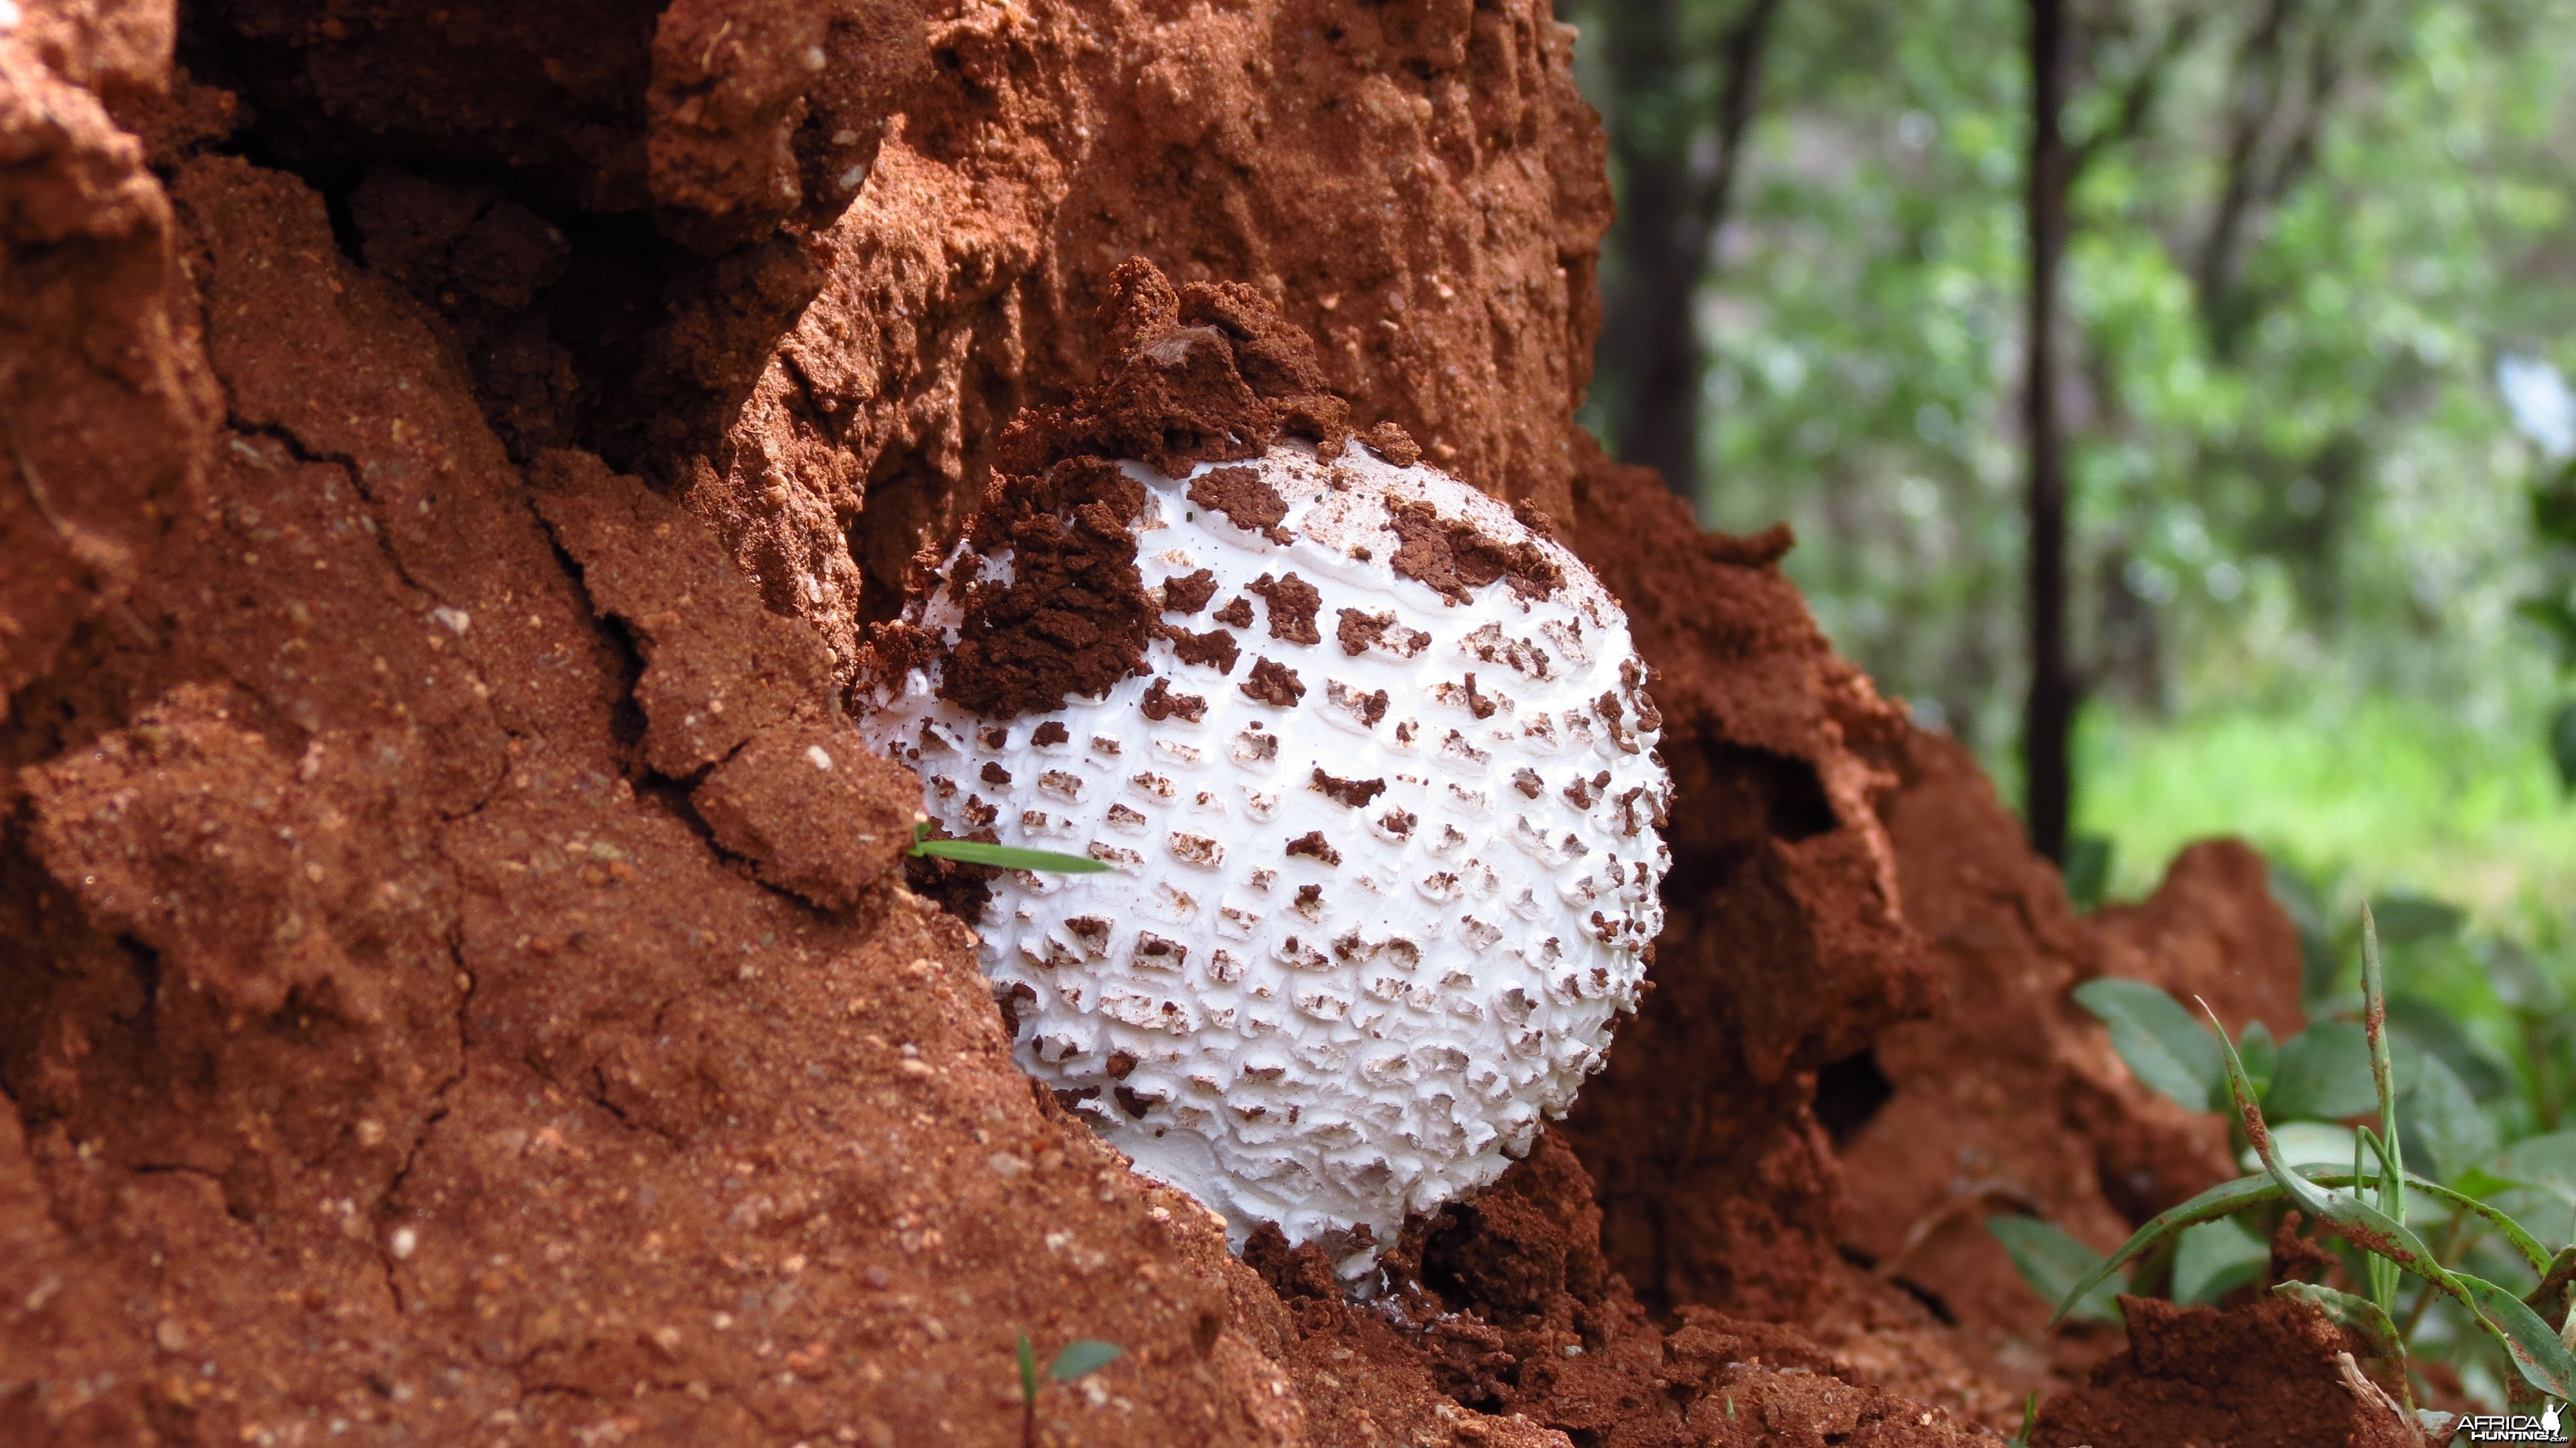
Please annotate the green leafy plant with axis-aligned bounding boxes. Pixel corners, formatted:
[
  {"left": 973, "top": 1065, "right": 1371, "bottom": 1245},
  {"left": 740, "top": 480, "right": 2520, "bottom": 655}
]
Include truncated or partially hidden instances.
[
  {"left": 2032, "top": 906, "right": 2576, "bottom": 1418},
  {"left": 1014, "top": 1333, "right": 1125, "bottom": 1445},
  {"left": 911, "top": 823, "right": 1111, "bottom": 874}
]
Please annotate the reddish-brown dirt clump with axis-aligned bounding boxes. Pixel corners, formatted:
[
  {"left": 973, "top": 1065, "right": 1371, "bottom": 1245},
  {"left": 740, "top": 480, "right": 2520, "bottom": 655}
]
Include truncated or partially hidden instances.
[
  {"left": 3, "top": 2, "right": 2354, "bottom": 1444},
  {"left": 2033, "top": 1296, "right": 2421, "bottom": 1448}
]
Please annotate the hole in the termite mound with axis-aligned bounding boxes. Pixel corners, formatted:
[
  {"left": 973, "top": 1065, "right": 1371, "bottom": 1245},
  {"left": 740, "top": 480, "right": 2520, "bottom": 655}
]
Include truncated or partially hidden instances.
[
  {"left": 1684, "top": 743, "right": 1838, "bottom": 855},
  {"left": 113, "top": 935, "right": 165, "bottom": 1032},
  {"left": 1889, "top": 1275, "right": 1957, "bottom": 1326},
  {"left": 1751, "top": 750, "right": 1836, "bottom": 842},
  {"left": 1812, "top": 1049, "right": 1895, "bottom": 1148}
]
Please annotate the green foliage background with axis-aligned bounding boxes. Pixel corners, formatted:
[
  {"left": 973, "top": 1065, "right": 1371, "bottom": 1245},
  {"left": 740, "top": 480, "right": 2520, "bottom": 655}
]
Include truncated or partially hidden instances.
[{"left": 1565, "top": 0, "right": 2576, "bottom": 911}]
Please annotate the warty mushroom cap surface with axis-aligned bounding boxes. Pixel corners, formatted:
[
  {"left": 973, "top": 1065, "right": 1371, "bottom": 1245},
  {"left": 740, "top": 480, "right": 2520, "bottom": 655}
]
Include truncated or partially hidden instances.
[{"left": 860, "top": 437, "right": 1670, "bottom": 1273}]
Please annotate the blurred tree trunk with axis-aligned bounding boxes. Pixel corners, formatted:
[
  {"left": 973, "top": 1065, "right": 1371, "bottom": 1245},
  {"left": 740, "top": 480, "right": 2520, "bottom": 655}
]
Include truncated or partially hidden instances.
[
  {"left": 2024, "top": 0, "right": 2075, "bottom": 865},
  {"left": 1596, "top": 0, "right": 1781, "bottom": 508},
  {"left": 2022, "top": 1, "right": 2202, "bottom": 864}
]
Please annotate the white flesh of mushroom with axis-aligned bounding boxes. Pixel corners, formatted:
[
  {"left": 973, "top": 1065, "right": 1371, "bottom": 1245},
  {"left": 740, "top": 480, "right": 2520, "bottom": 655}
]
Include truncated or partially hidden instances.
[{"left": 862, "top": 441, "right": 1671, "bottom": 1273}]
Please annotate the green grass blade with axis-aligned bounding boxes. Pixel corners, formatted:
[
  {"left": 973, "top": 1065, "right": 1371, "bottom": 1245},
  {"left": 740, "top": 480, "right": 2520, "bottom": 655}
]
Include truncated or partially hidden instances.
[
  {"left": 2040, "top": 1161, "right": 2561, "bottom": 1330},
  {"left": 1048, "top": 1340, "right": 1124, "bottom": 1381},
  {"left": 1017, "top": 1331, "right": 1037, "bottom": 1404},
  {"left": 2305, "top": 1172, "right": 2555, "bottom": 1279},
  {"left": 911, "top": 837, "right": 1113, "bottom": 873},
  {"left": 2454, "top": 1271, "right": 2576, "bottom": 1400},
  {"left": 2362, "top": 904, "right": 2399, "bottom": 1165},
  {"left": 2206, "top": 996, "right": 2340, "bottom": 1222},
  {"left": 2357, "top": 1127, "right": 2400, "bottom": 1313},
  {"left": 2045, "top": 1174, "right": 2286, "bottom": 1328},
  {"left": 2361, "top": 906, "right": 2405, "bottom": 1206},
  {"left": 2273, "top": 1281, "right": 2407, "bottom": 1367},
  {"left": 2221, "top": 1001, "right": 2573, "bottom": 1412},
  {"left": 2266, "top": 1178, "right": 2564, "bottom": 1394},
  {"left": 2526, "top": 1247, "right": 2575, "bottom": 1342},
  {"left": 2360, "top": 907, "right": 2403, "bottom": 1316}
]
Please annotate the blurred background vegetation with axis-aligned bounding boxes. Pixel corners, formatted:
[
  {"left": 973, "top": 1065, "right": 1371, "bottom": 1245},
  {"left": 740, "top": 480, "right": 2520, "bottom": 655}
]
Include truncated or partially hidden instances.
[
  {"left": 1562, "top": 0, "right": 2576, "bottom": 912},
  {"left": 1555, "top": 0, "right": 2576, "bottom": 1396}
]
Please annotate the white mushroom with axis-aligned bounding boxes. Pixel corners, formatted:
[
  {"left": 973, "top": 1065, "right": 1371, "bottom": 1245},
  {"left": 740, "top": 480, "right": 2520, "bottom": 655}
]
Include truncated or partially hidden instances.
[{"left": 862, "top": 438, "right": 1671, "bottom": 1277}]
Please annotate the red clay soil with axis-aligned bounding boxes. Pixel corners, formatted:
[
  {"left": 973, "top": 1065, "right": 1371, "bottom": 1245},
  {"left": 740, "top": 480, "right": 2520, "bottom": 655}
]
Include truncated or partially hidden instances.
[
  {"left": 2032, "top": 1296, "right": 2421, "bottom": 1448},
  {"left": 4, "top": 3, "right": 2343, "bottom": 1445},
  {"left": 1828, "top": 730, "right": 2280, "bottom": 1405}
]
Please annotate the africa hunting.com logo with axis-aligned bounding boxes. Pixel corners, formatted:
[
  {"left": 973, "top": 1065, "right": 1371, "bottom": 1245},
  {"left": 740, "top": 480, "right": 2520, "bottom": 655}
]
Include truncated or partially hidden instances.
[{"left": 2455, "top": 1402, "right": 2568, "bottom": 1443}]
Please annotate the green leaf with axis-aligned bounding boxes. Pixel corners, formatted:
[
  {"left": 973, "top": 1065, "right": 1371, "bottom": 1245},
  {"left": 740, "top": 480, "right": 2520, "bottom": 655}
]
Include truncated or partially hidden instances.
[
  {"left": 2362, "top": 895, "right": 2463, "bottom": 946},
  {"left": 2239, "top": 1121, "right": 2357, "bottom": 1172},
  {"left": 911, "top": 837, "right": 1113, "bottom": 873},
  {"left": 2489, "top": 1130, "right": 2576, "bottom": 1248},
  {"left": 1017, "top": 1331, "right": 1037, "bottom": 1404},
  {"left": 1988, "top": 1215, "right": 2121, "bottom": 1325},
  {"left": 2173, "top": 1216, "right": 2269, "bottom": 1306},
  {"left": 2385, "top": 994, "right": 2519, "bottom": 1101},
  {"left": 2073, "top": 977, "right": 2224, "bottom": 1112},
  {"left": 2396, "top": 1051, "right": 2496, "bottom": 1188},
  {"left": 2062, "top": 835, "right": 2114, "bottom": 910},
  {"left": 2263, "top": 1020, "right": 2378, "bottom": 1123},
  {"left": 2453, "top": 1165, "right": 2517, "bottom": 1200},
  {"left": 2271, "top": 1281, "right": 2407, "bottom": 1366},
  {"left": 2454, "top": 1272, "right": 2576, "bottom": 1400},
  {"left": 2528, "top": 1246, "right": 2575, "bottom": 1324},
  {"left": 2533, "top": 475, "right": 2576, "bottom": 548},
  {"left": 2266, "top": 864, "right": 2339, "bottom": 1005},
  {"left": 2047, "top": 1174, "right": 2287, "bottom": 1329},
  {"left": 2482, "top": 939, "right": 2568, "bottom": 1016},
  {"left": 1048, "top": 1339, "right": 1124, "bottom": 1381},
  {"left": 2234, "top": 1020, "right": 2278, "bottom": 1099}
]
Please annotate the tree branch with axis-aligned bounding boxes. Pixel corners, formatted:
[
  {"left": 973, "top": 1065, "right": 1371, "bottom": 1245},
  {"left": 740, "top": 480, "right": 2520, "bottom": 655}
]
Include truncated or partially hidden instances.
[
  {"left": 2070, "top": 5, "right": 2210, "bottom": 181},
  {"left": 1684, "top": 0, "right": 1787, "bottom": 251},
  {"left": 2194, "top": 0, "right": 2301, "bottom": 341}
]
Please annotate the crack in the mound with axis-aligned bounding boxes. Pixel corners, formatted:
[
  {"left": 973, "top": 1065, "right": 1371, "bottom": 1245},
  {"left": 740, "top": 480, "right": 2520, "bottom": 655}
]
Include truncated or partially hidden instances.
[{"left": 218, "top": 415, "right": 513, "bottom": 821}]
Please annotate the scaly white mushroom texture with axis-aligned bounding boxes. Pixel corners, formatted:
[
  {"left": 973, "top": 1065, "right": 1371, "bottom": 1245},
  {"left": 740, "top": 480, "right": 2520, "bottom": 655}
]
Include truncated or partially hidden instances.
[{"left": 862, "top": 441, "right": 1671, "bottom": 1275}]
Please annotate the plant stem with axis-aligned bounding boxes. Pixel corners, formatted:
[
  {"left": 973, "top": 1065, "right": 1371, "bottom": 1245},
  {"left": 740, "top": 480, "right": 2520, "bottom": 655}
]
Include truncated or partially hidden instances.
[{"left": 2394, "top": 1208, "right": 2471, "bottom": 1347}]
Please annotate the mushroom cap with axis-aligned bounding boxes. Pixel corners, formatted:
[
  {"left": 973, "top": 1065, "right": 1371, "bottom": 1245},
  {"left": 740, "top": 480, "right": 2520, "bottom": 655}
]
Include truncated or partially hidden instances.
[{"left": 862, "top": 439, "right": 1669, "bottom": 1272}]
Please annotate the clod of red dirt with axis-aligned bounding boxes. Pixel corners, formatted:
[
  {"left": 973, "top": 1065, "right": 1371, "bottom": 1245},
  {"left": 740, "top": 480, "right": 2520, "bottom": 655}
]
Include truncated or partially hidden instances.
[
  {"left": 1554, "top": 439, "right": 1940, "bottom": 1326},
  {"left": 989, "top": 256, "right": 1356, "bottom": 482},
  {"left": 531, "top": 448, "right": 837, "bottom": 776},
  {"left": 3, "top": 1, "right": 2331, "bottom": 1443},
  {"left": 690, "top": 719, "right": 918, "bottom": 911},
  {"left": 2092, "top": 838, "right": 2306, "bottom": 1040},
  {"left": 0, "top": 23, "right": 216, "bottom": 727},
  {"left": 2032, "top": 1295, "right": 2420, "bottom": 1448},
  {"left": 1244, "top": 1132, "right": 1998, "bottom": 1447}
]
